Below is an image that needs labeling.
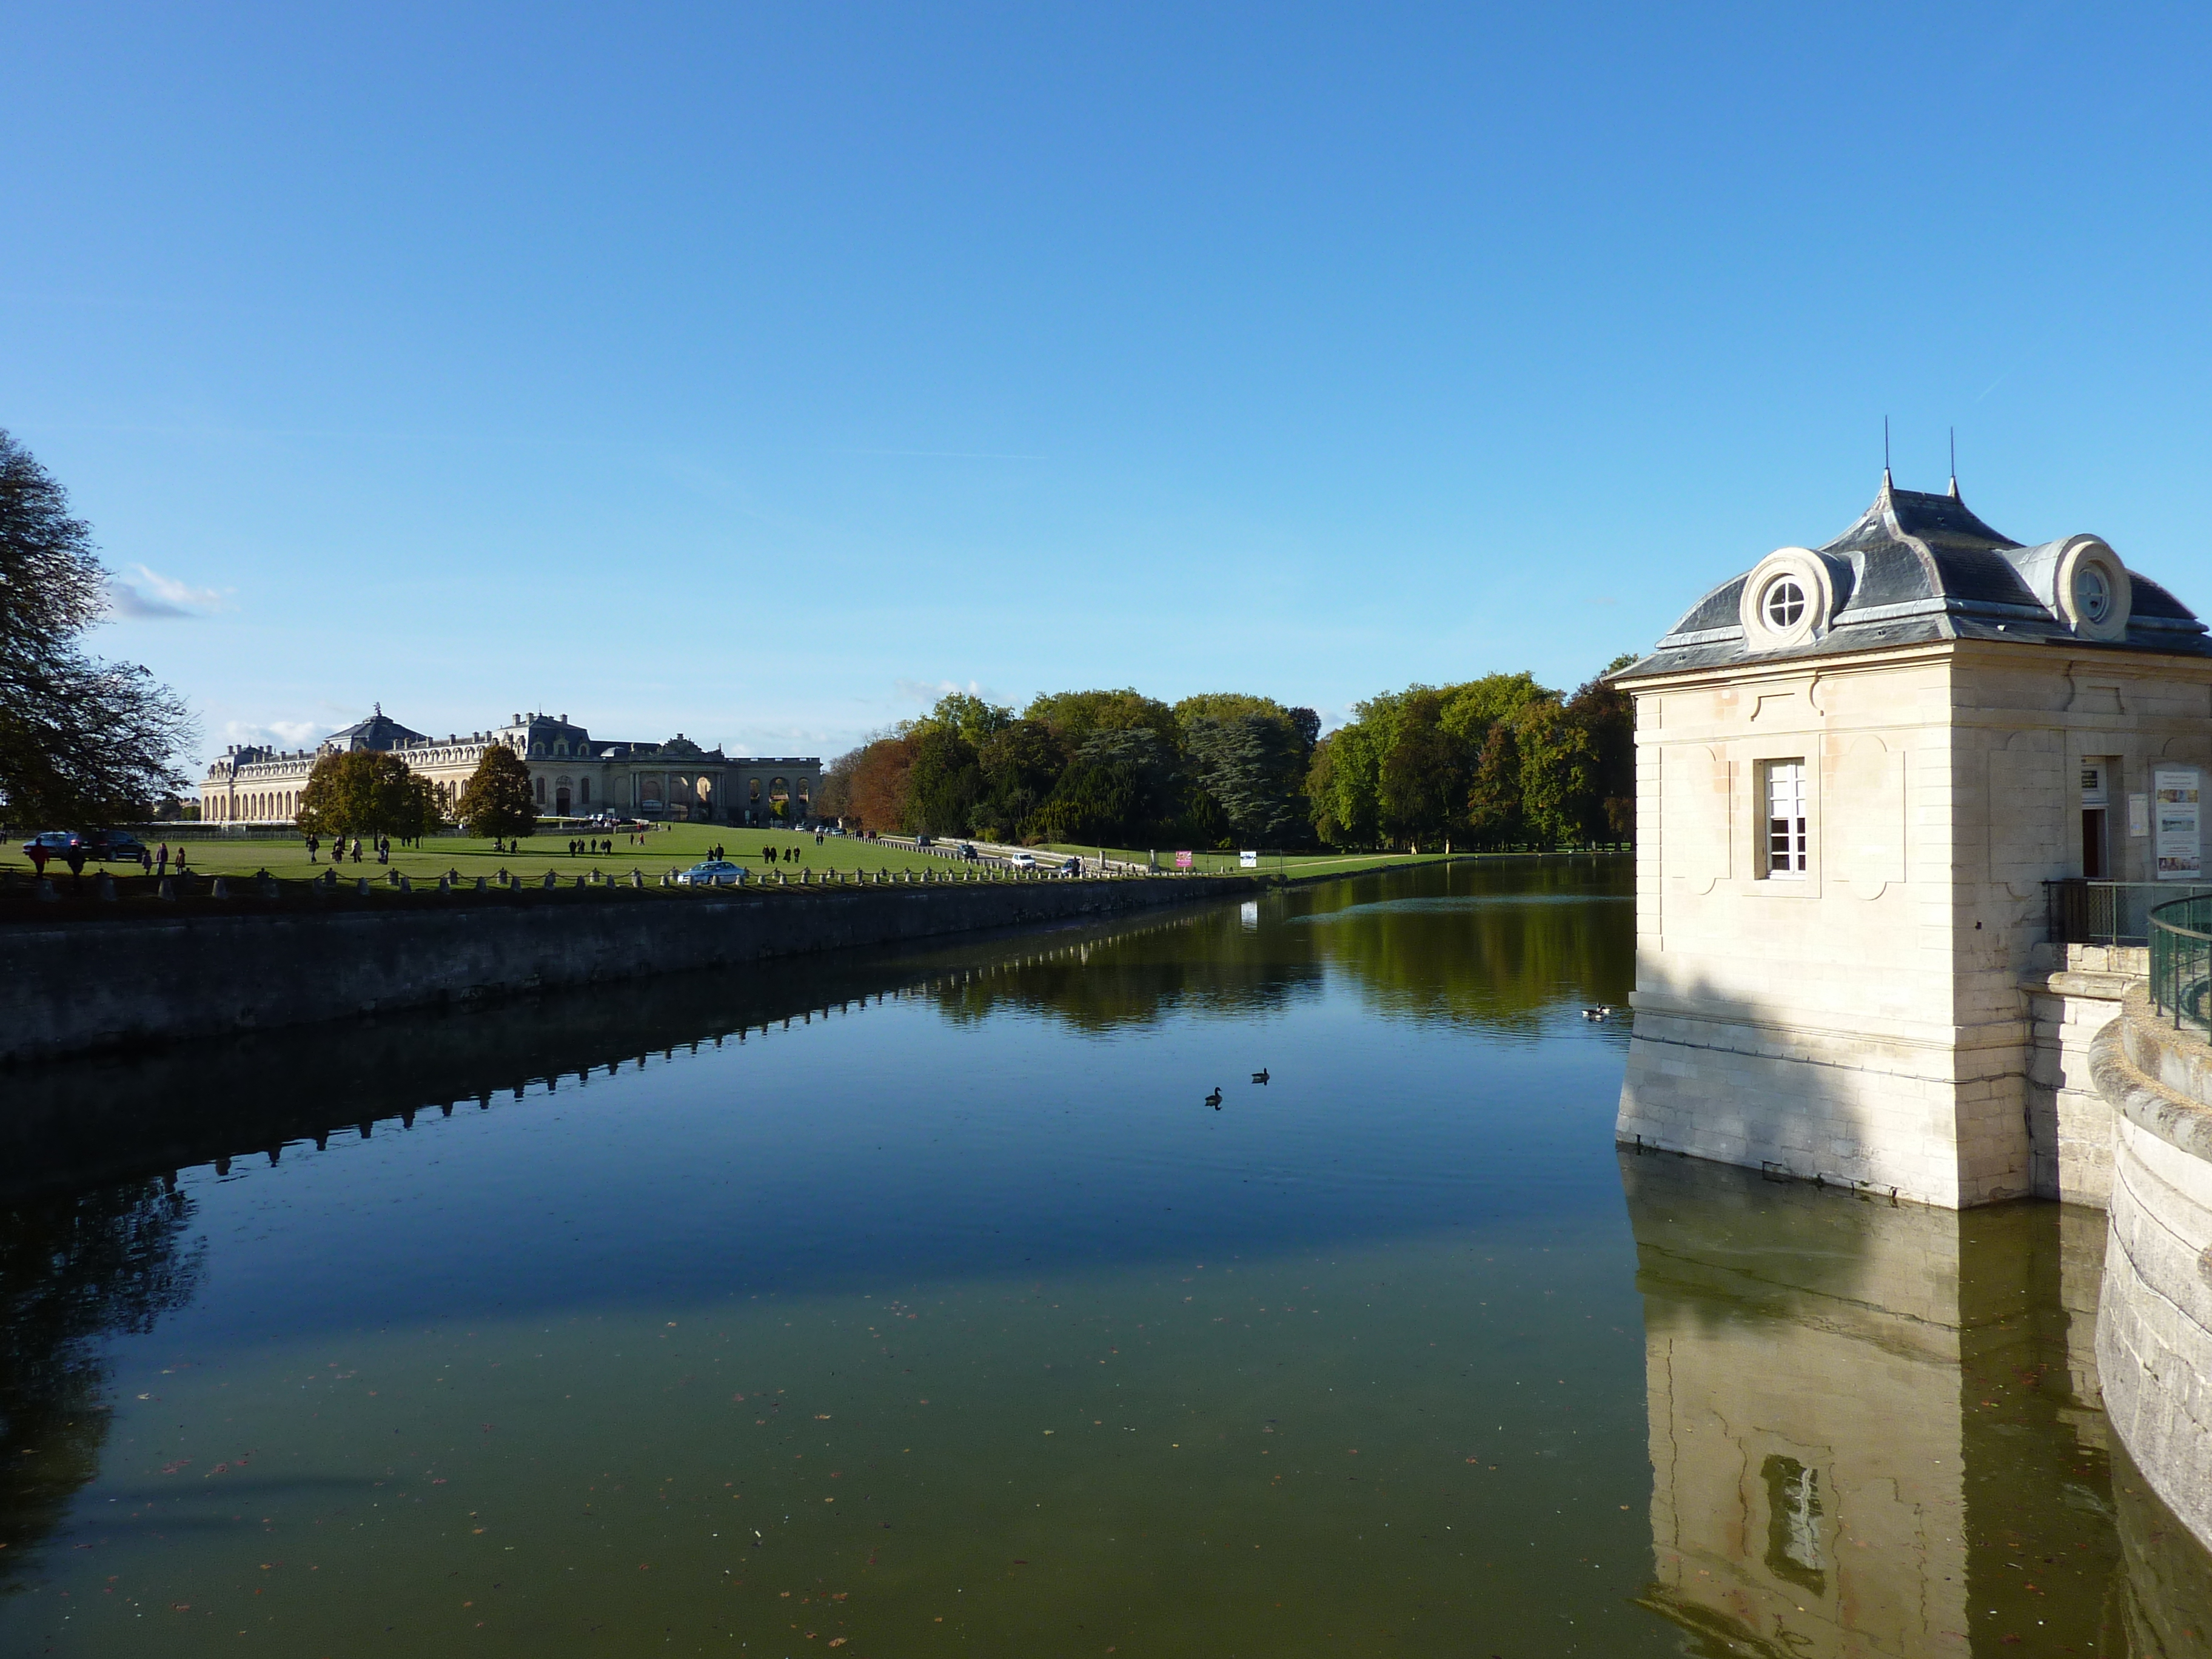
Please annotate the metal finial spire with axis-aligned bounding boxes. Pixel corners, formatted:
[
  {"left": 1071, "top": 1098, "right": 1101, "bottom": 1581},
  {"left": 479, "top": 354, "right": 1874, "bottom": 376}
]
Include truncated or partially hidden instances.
[
  {"left": 1883, "top": 417, "right": 1892, "bottom": 487},
  {"left": 1948, "top": 427, "right": 1959, "bottom": 498}
]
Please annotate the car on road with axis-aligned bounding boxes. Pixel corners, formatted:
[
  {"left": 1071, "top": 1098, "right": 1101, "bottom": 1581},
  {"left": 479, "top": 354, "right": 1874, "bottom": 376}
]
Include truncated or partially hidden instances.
[
  {"left": 675, "top": 859, "right": 748, "bottom": 886},
  {"left": 22, "top": 830, "right": 151, "bottom": 863},
  {"left": 1006, "top": 852, "right": 1037, "bottom": 870}
]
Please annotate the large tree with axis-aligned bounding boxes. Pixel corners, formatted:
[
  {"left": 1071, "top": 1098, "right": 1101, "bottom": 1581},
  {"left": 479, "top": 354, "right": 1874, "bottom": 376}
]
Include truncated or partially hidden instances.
[
  {"left": 0, "top": 431, "right": 195, "bottom": 828},
  {"left": 455, "top": 743, "right": 537, "bottom": 839},
  {"left": 298, "top": 749, "right": 440, "bottom": 840}
]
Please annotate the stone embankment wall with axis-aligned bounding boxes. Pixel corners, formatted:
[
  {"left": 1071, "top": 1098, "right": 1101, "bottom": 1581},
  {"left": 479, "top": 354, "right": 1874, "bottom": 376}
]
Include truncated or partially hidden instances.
[
  {"left": 2094, "top": 984, "right": 2212, "bottom": 1552},
  {"left": 0, "top": 877, "right": 1255, "bottom": 1067},
  {"left": 2023, "top": 942, "right": 2147, "bottom": 1207}
]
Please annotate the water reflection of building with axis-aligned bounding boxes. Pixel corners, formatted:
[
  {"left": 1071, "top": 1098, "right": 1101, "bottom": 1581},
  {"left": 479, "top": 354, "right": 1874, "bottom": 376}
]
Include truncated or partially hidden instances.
[{"left": 1624, "top": 1151, "right": 2121, "bottom": 1655}]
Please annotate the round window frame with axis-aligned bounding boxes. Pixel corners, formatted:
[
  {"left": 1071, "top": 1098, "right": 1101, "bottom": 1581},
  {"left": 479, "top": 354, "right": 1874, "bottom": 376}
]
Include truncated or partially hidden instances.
[
  {"left": 1762, "top": 577, "right": 1808, "bottom": 632},
  {"left": 1738, "top": 548, "right": 1833, "bottom": 651},
  {"left": 2054, "top": 536, "right": 2131, "bottom": 642}
]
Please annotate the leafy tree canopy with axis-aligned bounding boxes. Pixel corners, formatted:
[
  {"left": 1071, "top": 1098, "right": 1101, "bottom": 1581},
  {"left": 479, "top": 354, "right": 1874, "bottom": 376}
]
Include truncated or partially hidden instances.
[
  {"left": 0, "top": 431, "right": 194, "bottom": 828},
  {"left": 298, "top": 749, "right": 441, "bottom": 840},
  {"left": 455, "top": 743, "right": 537, "bottom": 839}
]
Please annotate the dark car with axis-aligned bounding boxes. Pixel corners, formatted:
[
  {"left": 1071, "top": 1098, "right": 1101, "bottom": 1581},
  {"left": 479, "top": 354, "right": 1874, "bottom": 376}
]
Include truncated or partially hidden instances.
[
  {"left": 87, "top": 831, "right": 149, "bottom": 862},
  {"left": 21, "top": 831, "right": 84, "bottom": 858}
]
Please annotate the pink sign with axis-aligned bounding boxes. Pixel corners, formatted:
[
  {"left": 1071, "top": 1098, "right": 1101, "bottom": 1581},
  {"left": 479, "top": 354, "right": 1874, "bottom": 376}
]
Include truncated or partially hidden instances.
[{"left": 1174, "top": 850, "right": 1194, "bottom": 869}]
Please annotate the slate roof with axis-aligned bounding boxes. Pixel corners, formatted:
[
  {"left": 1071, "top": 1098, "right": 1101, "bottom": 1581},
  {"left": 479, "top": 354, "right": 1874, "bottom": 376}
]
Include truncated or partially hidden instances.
[
  {"left": 1615, "top": 475, "right": 2210, "bottom": 680},
  {"left": 323, "top": 709, "right": 431, "bottom": 751}
]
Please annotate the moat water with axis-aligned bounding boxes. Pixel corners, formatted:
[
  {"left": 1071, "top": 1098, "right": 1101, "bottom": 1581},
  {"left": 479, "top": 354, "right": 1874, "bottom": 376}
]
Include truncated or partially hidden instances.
[{"left": 4, "top": 857, "right": 2210, "bottom": 1655}]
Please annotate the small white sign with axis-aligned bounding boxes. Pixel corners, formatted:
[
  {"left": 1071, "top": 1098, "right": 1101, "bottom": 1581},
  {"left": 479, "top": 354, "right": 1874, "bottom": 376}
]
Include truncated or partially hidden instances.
[
  {"left": 1239, "top": 850, "right": 1259, "bottom": 869},
  {"left": 2080, "top": 763, "right": 2108, "bottom": 806},
  {"left": 2156, "top": 768, "right": 2201, "bottom": 879},
  {"left": 2130, "top": 793, "right": 2151, "bottom": 838}
]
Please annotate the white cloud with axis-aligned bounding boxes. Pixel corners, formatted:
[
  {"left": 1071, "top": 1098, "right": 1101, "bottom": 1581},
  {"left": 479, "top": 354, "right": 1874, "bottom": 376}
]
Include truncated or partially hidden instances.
[
  {"left": 106, "top": 564, "right": 231, "bottom": 619},
  {"left": 221, "top": 718, "right": 325, "bottom": 752},
  {"left": 894, "top": 677, "right": 990, "bottom": 705}
]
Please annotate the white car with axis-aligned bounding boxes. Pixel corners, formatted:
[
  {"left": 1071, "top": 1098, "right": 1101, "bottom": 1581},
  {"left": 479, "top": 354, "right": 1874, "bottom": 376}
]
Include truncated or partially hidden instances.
[
  {"left": 676, "top": 860, "right": 748, "bottom": 886},
  {"left": 1007, "top": 852, "right": 1037, "bottom": 869}
]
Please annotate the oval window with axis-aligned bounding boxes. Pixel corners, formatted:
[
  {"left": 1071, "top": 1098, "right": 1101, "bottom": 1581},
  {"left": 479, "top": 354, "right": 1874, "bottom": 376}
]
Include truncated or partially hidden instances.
[
  {"left": 1763, "top": 577, "right": 1807, "bottom": 631},
  {"left": 2077, "top": 564, "right": 2111, "bottom": 624}
]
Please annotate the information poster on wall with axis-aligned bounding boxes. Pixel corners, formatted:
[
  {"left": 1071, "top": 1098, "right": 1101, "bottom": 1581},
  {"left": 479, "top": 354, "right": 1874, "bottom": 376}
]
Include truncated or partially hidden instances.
[
  {"left": 2156, "top": 768, "right": 2202, "bottom": 879},
  {"left": 1175, "top": 850, "right": 1194, "bottom": 869},
  {"left": 2131, "top": 793, "right": 2151, "bottom": 838}
]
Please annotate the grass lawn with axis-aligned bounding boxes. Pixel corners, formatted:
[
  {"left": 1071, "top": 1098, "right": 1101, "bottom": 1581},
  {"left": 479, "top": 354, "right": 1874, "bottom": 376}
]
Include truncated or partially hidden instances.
[{"left": 0, "top": 825, "right": 995, "bottom": 885}]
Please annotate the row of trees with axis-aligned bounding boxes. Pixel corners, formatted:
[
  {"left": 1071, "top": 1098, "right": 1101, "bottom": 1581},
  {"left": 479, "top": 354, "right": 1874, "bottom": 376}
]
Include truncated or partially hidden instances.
[
  {"left": 1308, "top": 659, "right": 1636, "bottom": 851},
  {"left": 821, "top": 662, "right": 1635, "bottom": 853},
  {"left": 819, "top": 691, "right": 1322, "bottom": 851}
]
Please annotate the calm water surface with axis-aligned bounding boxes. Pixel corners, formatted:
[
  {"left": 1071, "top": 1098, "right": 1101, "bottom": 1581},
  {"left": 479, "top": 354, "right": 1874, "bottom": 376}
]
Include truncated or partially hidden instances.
[{"left": 4, "top": 857, "right": 2209, "bottom": 1655}]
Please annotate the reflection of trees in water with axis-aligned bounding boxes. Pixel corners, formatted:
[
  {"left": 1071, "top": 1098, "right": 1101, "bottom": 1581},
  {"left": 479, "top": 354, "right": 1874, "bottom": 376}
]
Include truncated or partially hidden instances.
[
  {"left": 0, "top": 1179, "right": 203, "bottom": 1590},
  {"left": 1299, "top": 857, "right": 1632, "bottom": 1034},
  {"left": 919, "top": 856, "right": 1634, "bottom": 1036},
  {"left": 924, "top": 910, "right": 1322, "bottom": 1033}
]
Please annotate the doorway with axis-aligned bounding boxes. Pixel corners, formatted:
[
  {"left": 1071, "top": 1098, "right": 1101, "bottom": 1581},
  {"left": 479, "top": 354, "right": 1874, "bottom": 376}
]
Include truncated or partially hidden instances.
[{"left": 2081, "top": 759, "right": 2114, "bottom": 879}]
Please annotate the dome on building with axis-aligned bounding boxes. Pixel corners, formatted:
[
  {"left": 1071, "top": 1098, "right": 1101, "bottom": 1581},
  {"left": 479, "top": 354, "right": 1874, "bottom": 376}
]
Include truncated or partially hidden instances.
[
  {"left": 322, "top": 705, "right": 429, "bottom": 752},
  {"left": 1620, "top": 474, "right": 2209, "bottom": 679}
]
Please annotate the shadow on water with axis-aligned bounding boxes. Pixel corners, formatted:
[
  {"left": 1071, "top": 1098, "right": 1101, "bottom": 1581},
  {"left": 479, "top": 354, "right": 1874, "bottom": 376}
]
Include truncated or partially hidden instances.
[
  {"left": 1, "top": 1179, "right": 203, "bottom": 1591},
  {"left": 0, "top": 859, "right": 1638, "bottom": 1612},
  {"left": 1620, "top": 1148, "right": 2212, "bottom": 1655},
  {"left": 0, "top": 856, "right": 1632, "bottom": 1205}
]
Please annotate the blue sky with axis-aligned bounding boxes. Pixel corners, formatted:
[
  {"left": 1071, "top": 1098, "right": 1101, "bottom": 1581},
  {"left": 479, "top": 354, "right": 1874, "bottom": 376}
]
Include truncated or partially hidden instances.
[{"left": 7, "top": 2, "right": 2211, "bottom": 766}]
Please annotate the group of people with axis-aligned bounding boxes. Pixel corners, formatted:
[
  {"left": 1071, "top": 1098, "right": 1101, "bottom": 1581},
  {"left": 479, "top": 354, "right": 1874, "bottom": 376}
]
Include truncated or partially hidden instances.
[
  {"left": 303, "top": 834, "right": 384, "bottom": 864},
  {"left": 24, "top": 840, "right": 193, "bottom": 883},
  {"left": 568, "top": 838, "right": 614, "bottom": 856}
]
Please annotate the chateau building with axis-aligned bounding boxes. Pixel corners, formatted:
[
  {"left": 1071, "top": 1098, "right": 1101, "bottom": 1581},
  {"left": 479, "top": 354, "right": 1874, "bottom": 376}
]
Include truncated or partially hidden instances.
[
  {"left": 1614, "top": 471, "right": 2212, "bottom": 1208},
  {"left": 200, "top": 708, "right": 819, "bottom": 828}
]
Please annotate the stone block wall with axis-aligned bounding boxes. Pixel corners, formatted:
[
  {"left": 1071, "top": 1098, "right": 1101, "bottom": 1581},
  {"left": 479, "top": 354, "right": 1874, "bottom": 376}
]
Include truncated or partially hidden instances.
[
  {"left": 0, "top": 878, "right": 1253, "bottom": 1067},
  {"left": 2022, "top": 943, "right": 2145, "bottom": 1207},
  {"left": 2094, "top": 986, "right": 2212, "bottom": 1552}
]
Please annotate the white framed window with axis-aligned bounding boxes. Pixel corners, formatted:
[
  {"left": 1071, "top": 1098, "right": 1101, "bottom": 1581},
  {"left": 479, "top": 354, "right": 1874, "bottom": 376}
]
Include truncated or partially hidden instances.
[
  {"left": 1762, "top": 577, "right": 1807, "bottom": 631},
  {"left": 1765, "top": 759, "right": 1808, "bottom": 877}
]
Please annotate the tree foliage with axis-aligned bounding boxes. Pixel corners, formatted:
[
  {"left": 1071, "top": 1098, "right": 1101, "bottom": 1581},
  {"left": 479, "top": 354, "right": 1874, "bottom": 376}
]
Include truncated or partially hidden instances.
[
  {"left": 455, "top": 743, "right": 537, "bottom": 839},
  {"left": 297, "top": 749, "right": 441, "bottom": 840},
  {"left": 0, "top": 431, "right": 195, "bottom": 828},
  {"left": 1306, "top": 659, "right": 1635, "bottom": 851},
  {"left": 815, "top": 663, "right": 1627, "bottom": 854}
]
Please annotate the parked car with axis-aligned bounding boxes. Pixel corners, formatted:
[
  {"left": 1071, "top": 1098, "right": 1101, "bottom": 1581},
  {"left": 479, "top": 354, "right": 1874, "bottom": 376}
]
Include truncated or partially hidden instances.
[
  {"left": 1007, "top": 851, "right": 1037, "bottom": 869},
  {"left": 21, "top": 831, "right": 84, "bottom": 858},
  {"left": 1059, "top": 857, "right": 1085, "bottom": 877},
  {"left": 675, "top": 860, "right": 748, "bottom": 886},
  {"left": 914, "top": 834, "right": 936, "bottom": 848},
  {"left": 87, "top": 831, "right": 148, "bottom": 862}
]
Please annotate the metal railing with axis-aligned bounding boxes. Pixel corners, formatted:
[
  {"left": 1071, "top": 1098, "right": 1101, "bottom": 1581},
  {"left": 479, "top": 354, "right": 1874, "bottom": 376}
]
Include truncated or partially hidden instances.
[
  {"left": 2150, "top": 891, "right": 2212, "bottom": 1036},
  {"left": 2046, "top": 879, "right": 2212, "bottom": 945}
]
